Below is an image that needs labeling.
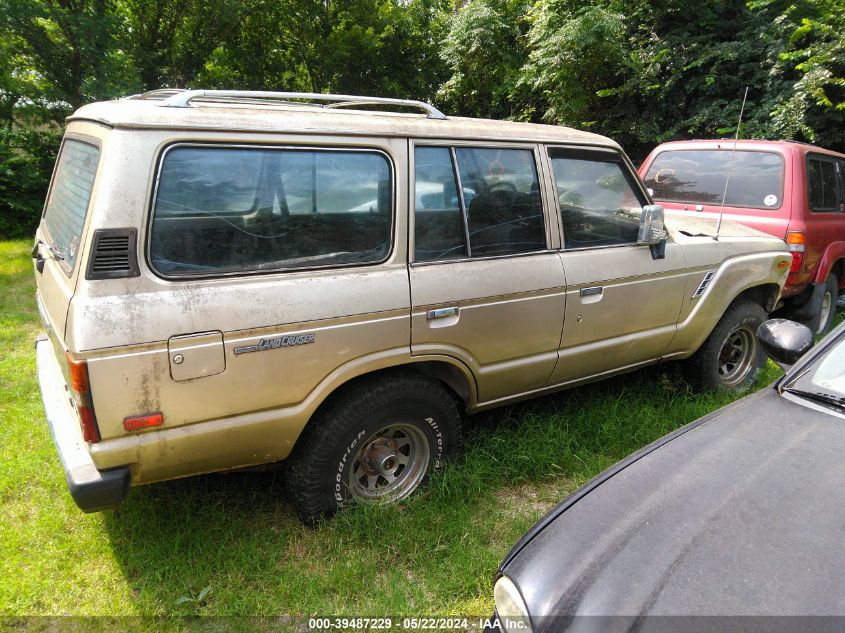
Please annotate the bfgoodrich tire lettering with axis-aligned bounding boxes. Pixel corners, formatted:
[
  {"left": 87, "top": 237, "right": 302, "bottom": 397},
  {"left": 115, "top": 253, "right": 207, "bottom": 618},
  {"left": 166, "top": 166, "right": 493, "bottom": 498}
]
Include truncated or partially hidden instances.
[
  {"left": 284, "top": 372, "right": 463, "bottom": 524},
  {"left": 684, "top": 300, "right": 767, "bottom": 392}
]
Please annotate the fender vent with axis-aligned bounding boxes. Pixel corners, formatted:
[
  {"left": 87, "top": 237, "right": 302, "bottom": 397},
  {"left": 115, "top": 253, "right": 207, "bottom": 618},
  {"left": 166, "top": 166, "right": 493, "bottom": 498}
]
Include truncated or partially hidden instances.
[
  {"left": 86, "top": 228, "right": 140, "bottom": 280},
  {"left": 692, "top": 270, "right": 717, "bottom": 298}
]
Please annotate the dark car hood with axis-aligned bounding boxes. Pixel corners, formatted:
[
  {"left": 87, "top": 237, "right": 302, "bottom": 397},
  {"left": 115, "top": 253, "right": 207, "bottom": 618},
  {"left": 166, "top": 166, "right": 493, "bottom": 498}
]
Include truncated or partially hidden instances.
[{"left": 503, "top": 387, "right": 845, "bottom": 621}]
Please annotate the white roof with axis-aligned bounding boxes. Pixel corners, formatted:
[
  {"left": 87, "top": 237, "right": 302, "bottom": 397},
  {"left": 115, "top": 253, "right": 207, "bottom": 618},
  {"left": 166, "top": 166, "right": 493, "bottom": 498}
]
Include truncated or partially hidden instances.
[{"left": 68, "top": 94, "right": 618, "bottom": 147}]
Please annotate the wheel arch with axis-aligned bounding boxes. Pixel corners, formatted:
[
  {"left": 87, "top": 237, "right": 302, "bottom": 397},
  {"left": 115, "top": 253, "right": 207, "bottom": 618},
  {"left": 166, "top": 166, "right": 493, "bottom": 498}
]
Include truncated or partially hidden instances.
[
  {"left": 734, "top": 283, "right": 783, "bottom": 313},
  {"left": 815, "top": 242, "right": 845, "bottom": 285},
  {"left": 287, "top": 357, "right": 476, "bottom": 456}
]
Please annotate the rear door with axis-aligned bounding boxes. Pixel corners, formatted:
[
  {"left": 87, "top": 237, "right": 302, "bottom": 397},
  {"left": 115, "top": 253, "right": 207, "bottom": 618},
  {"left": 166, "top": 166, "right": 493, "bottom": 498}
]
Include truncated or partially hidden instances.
[
  {"left": 409, "top": 143, "right": 566, "bottom": 405},
  {"left": 547, "top": 146, "right": 687, "bottom": 385},
  {"left": 34, "top": 134, "right": 103, "bottom": 350},
  {"left": 804, "top": 153, "right": 845, "bottom": 286}
]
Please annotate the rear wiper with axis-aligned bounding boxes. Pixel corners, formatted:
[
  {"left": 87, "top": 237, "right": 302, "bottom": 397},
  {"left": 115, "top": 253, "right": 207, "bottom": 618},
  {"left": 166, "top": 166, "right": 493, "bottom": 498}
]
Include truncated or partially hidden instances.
[
  {"left": 46, "top": 242, "right": 65, "bottom": 261},
  {"left": 32, "top": 238, "right": 65, "bottom": 261}
]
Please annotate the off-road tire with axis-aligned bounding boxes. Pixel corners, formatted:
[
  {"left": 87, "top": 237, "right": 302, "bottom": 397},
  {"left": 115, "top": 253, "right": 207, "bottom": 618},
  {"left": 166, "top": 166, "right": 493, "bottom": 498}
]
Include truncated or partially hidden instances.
[
  {"left": 807, "top": 274, "right": 838, "bottom": 336},
  {"left": 284, "top": 372, "right": 463, "bottom": 524},
  {"left": 684, "top": 300, "right": 767, "bottom": 392}
]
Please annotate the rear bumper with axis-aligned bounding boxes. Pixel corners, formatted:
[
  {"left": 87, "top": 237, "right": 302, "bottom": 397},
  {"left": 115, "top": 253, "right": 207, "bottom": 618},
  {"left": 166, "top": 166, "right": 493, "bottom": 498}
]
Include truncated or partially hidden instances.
[{"left": 36, "top": 336, "right": 129, "bottom": 512}]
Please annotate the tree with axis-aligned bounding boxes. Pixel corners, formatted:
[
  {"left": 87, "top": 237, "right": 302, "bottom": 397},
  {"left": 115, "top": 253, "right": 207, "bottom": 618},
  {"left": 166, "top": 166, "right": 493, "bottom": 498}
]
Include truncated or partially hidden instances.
[
  {"left": 760, "top": 0, "right": 845, "bottom": 149},
  {"left": 1, "top": 0, "right": 119, "bottom": 112},
  {"left": 438, "top": 0, "right": 529, "bottom": 118},
  {"left": 519, "top": 2, "right": 629, "bottom": 129},
  {"left": 119, "top": 0, "right": 258, "bottom": 90}
]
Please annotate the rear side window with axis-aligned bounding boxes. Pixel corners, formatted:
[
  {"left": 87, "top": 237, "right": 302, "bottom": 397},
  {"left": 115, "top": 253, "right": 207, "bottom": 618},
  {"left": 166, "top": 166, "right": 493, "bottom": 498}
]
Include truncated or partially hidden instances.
[
  {"left": 808, "top": 156, "right": 842, "bottom": 212},
  {"left": 413, "top": 146, "right": 545, "bottom": 261},
  {"left": 43, "top": 139, "right": 100, "bottom": 272},
  {"left": 644, "top": 149, "right": 784, "bottom": 209},
  {"left": 150, "top": 145, "right": 392, "bottom": 277},
  {"left": 549, "top": 148, "right": 644, "bottom": 249}
]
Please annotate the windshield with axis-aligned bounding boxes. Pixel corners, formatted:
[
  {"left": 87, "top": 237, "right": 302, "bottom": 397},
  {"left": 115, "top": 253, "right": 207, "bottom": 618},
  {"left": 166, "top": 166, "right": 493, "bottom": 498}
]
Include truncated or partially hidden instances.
[
  {"left": 784, "top": 333, "right": 845, "bottom": 408},
  {"left": 644, "top": 149, "right": 784, "bottom": 210}
]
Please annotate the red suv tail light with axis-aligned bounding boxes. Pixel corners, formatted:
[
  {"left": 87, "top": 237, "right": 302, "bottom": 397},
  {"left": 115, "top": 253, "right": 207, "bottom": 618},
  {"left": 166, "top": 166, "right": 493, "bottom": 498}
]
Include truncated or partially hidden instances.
[
  {"left": 785, "top": 231, "right": 805, "bottom": 274},
  {"left": 66, "top": 352, "right": 101, "bottom": 443}
]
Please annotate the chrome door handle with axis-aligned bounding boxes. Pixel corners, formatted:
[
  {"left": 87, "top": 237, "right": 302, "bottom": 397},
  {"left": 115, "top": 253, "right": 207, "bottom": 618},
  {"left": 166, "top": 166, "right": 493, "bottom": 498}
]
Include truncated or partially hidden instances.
[
  {"left": 580, "top": 286, "right": 603, "bottom": 297},
  {"left": 427, "top": 306, "right": 459, "bottom": 320}
]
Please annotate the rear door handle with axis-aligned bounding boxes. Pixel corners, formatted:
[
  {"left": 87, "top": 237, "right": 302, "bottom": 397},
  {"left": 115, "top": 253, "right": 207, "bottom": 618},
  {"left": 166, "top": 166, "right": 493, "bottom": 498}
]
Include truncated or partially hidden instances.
[
  {"left": 427, "top": 306, "right": 459, "bottom": 320},
  {"left": 580, "top": 286, "right": 603, "bottom": 297},
  {"left": 31, "top": 241, "right": 45, "bottom": 274}
]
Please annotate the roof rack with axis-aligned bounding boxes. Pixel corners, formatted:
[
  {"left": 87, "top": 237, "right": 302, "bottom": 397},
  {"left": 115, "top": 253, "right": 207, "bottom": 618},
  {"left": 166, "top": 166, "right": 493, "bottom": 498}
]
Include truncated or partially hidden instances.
[
  {"left": 151, "top": 89, "right": 447, "bottom": 120},
  {"left": 124, "top": 89, "right": 187, "bottom": 101}
]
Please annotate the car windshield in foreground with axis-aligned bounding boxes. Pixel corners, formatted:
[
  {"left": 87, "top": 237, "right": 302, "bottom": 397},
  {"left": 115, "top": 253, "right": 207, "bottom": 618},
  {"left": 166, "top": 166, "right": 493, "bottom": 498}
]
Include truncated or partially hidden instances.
[{"left": 784, "top": 333, "right": 845, "bottom": 409}]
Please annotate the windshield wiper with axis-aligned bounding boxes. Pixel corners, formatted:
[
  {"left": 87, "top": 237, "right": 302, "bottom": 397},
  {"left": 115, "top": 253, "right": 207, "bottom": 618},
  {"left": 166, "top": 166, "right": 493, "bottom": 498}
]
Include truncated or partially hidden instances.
[{"left": 784, "top": 387, "right": 845, "bottom": 410}]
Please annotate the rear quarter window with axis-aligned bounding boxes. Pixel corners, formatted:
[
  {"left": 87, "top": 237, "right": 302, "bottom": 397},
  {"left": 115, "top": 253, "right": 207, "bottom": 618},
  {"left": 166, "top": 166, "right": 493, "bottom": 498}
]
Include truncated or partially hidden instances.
[
  {"left": 807, "top": 156, "right": 843, "bottom": 212},
  {"left": 644, "top": 149, "right": 784, "bottom": 210},
  {"left": 149, "top": 145, "right": 393, "bottom": 277},
  {"left": 42, "top": 139, "right": 101, "bottom": 273}
]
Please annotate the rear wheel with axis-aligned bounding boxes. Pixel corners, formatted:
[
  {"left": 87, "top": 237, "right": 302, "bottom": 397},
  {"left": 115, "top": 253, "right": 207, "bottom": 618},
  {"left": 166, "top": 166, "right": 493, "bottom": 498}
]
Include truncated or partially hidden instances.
[
  {"left": 684, "top": 300, "right": 767, "bottom": 392},
  {"left": 808, "top": 274, "right": 838, "bottom": 336},
  {"left": 284, "top": 372, "right": 463, "bottom": 524}
]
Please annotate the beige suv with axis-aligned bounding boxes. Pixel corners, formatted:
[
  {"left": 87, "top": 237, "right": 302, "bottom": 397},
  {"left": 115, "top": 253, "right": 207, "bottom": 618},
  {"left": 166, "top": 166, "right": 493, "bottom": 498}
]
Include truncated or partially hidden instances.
[{"left": 33, "top": 90, "right": 791, "bottom": 523}]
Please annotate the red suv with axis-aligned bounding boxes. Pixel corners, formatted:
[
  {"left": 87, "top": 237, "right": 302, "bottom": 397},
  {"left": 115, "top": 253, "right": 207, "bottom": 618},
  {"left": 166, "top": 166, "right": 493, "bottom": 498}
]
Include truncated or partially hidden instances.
[{"left": 640, "top": 140, "right": 845, "bottom": 333}]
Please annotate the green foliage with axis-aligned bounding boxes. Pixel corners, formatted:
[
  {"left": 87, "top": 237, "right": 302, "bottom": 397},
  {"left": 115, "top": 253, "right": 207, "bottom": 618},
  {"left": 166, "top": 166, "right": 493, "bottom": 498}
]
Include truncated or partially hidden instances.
[
  {"left": 440, "top": 0, "right": 845, "bottom": 160},
  {"left": 1, "top": 0, "right": 129, "bottom": 112},
  {"left": 439, "top": 0, "right": 529, "bottom": 118},
  {"left": 0, "top": 126, "right": 60, "bottom": 239},
  {"left": 762, "top": 0, "right": 845, "bottom": 148},
  {"left": 520, "top": 3, "right": 628, "bottom": 128},
  {"left": 0, "top": 0, "right": 455, "bottom": 236}
]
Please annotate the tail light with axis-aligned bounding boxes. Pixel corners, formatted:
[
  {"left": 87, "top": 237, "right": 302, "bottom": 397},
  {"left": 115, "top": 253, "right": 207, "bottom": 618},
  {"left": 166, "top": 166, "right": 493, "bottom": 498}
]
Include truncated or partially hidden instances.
[
  {"left": 785, "top": 231, "right": 805, "bottom": 274},
  {"left": 66, "top": 352, "right": 101, "bottom": 443}
]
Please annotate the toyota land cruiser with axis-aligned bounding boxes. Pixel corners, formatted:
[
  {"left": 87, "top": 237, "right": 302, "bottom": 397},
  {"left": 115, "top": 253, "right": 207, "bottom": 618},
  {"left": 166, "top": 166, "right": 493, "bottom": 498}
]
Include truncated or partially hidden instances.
[{"left": 33, "top": 90, "right": 791, "bottom": 523}]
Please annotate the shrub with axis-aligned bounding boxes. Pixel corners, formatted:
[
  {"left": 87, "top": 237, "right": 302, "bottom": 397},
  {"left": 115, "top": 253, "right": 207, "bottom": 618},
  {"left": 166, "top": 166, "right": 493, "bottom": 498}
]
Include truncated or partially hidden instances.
[{"left": 0, "top": 127, "right": 61, "bottom": 239}]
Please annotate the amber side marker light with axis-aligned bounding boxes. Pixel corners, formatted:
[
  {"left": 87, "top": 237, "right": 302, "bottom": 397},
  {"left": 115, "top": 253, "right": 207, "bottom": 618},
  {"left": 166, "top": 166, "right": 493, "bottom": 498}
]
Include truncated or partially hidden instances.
[
  {"left": 124, "top": 412, "right": 164, "bottom": 432},
  {"left": 66, "top": 352, "right": 100, "bottom": 443}
]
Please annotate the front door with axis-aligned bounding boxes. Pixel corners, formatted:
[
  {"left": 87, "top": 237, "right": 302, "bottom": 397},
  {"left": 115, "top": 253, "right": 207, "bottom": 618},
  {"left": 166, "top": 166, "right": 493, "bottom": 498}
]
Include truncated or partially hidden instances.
[
  {"left": 409, "top": 143, "right": 567, "bottom": 404},
  {"left": 545, "top": 146, "right": 687, "bottom": 385}
]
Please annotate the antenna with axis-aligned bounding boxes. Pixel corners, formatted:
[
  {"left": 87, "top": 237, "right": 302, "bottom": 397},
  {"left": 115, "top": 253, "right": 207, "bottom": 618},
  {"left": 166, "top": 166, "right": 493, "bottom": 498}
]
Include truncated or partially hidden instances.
[{"left": 714, "top": 87, "right": 749, "bottom": 240}]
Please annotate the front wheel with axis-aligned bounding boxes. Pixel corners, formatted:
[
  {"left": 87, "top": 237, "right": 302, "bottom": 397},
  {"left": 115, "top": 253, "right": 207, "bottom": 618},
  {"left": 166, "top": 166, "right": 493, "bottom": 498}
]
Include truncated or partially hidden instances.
[
  {"left": 284, "top": 373, "right": 463, "bottom": 524},
  {"left": 684, "top": 300, "right": 767, "bottom": 392}
]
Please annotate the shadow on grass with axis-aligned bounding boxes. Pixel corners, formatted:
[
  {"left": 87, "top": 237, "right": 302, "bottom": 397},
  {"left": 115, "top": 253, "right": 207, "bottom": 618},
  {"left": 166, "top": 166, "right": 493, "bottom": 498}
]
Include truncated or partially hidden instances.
[{"left": 99, "top": 360, "right": 778, "bottom": 615}]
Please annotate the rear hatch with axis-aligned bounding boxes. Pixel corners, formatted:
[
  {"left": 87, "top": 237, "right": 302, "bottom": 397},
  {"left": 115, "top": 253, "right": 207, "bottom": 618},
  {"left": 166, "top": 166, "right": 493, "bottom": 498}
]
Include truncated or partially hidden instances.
[
  {"left": 640, "top": 146, "right": 790, "bottom": 239},
  {"left": 34, "top": 136, "right": 102, "bottom": 365}
]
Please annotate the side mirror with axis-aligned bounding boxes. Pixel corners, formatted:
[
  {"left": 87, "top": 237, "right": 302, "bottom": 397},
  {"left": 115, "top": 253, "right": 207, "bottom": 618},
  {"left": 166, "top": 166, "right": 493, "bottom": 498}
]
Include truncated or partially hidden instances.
[
  {"left": 756, "top": 318, "right": 814, "bottom": 370},
  {"left": 638, "top": 204, "right": 667, "bottom": 259}
]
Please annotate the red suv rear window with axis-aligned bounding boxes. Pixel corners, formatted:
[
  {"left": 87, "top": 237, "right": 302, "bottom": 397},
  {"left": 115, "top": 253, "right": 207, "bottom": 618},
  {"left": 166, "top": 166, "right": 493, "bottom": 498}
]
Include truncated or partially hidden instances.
[{"left": 644, "top": 149, "right": 784, "bottom": 210}]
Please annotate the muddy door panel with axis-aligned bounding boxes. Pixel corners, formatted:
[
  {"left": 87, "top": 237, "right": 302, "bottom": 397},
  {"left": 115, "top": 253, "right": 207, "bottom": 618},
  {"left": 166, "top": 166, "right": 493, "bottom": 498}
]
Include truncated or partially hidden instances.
[
  {"left": 410, "top": 255, "right": 566, "bottom": 402},
  {"left": 551, "top": 243, "right": 686, "bottom": 384}
]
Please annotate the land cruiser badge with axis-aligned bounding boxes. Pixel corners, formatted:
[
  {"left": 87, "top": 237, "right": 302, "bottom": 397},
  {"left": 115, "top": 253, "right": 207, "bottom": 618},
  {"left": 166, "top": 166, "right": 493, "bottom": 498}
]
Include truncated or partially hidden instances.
[{"left": 234, "top": 333, "right": 315, "bottom": 355}]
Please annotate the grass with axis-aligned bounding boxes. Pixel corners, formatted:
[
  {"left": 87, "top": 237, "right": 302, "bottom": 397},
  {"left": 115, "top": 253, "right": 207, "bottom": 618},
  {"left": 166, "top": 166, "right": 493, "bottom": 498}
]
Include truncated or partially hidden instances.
[{"left": 0, "top": 237, "right": 815, "bottom": 620}]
